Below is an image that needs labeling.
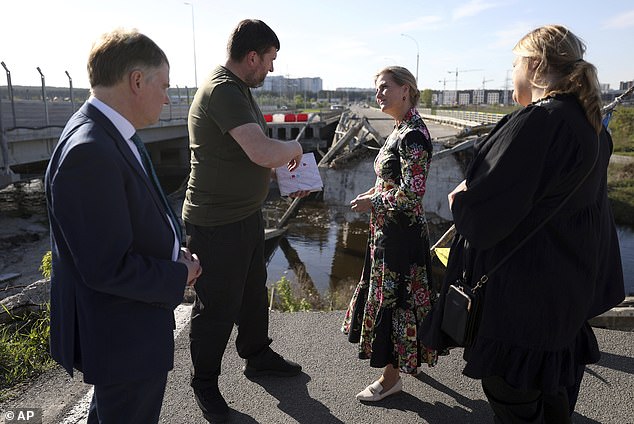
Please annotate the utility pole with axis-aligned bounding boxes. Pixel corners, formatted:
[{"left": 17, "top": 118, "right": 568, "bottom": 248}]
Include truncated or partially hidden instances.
[
  {"left": 184, "top": 2, "right": 198, "bottom": 88},
  {"left": 438, "top": 79, "right": 446, "bottom": 106},
  {"left": 503, "top": 69, "right": 512, "bottom": 106},
  {"left": 400, "top": 33, "right": 420, "bottom": 85}
]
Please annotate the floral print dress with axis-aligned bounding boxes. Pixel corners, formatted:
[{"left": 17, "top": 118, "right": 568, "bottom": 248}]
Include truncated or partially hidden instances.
[{"left": 342, "top": 108, "right": 438, "bottom": 374}]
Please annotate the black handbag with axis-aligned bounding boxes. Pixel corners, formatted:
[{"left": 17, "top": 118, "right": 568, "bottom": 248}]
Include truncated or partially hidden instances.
[
  {"left": 440, "top": 135, "right": 600, "bottom": 348},
  {"left": 441, "top": 282, "right": 482, "bottom": 346}
]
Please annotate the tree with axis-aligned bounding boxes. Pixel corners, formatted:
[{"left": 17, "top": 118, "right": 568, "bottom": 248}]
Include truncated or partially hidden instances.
[
  {"left": 610, "top": 107, "right": 634, "bottom": 153},
  {"left": 421, "top": 89, "right": 433, "bottom": 108}
]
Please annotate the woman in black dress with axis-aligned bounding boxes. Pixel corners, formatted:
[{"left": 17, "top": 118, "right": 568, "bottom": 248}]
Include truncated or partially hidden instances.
[
  {"left": 342, "top": 66, "right": 438, "bottom": 402},
  {"left": 421, "top": 25, "right": 624, "bottom": 423}
]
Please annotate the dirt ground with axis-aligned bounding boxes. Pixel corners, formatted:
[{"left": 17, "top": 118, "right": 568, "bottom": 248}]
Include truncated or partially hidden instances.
[
  {"left": 0, "top": 213, "right": 50, "bottom": 300},
  {"left": 0, "top": 179, "right": 50, "bottom": 300}
]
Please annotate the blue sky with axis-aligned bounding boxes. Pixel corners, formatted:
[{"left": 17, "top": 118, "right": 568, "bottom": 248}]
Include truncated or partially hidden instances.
[{"left": 1, "top": 0, "right": 632, "bottom": 92}]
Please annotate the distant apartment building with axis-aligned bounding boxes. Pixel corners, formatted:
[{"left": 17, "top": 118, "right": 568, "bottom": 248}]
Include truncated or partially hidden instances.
[
  {"left": 254, "top": 75, "right": 323, "bottom": 95},
  {"left": 335, "top": 87, "right": 371, "bottom": 93},
  {"left": 620, "top": 80, "right": 633, "bottom": 91},
  {"left": 434, "top": 89, "right": 510, "bottom": 106},
  {"left": 599, "top": 81, "right": 633, "bottom": 104}
]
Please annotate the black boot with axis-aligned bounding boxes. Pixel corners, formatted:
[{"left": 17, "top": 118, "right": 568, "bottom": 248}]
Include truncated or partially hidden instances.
[{"left": 243, "top": 348, "right": 302, "bottom": 378}]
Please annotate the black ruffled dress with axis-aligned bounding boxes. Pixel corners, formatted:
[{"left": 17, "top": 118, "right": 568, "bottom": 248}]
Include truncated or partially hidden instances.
[{"left": 420, "top": 94, "right": 625, "bottom": 394}]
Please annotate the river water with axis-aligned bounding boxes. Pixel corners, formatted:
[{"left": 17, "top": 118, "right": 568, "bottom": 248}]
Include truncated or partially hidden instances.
[
  {"left": 1, "top": 167, "right": 632, "bottom": 305},
  {"left": 264, "top": 162, "right": 634, "bottom": 308}
]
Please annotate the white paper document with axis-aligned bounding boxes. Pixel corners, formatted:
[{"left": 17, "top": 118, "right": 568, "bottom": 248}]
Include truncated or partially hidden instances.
[{"left": 275, "top": 153, "right": 323, "bottom": 197}]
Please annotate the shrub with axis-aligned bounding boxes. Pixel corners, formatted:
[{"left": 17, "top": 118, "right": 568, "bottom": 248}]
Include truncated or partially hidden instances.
[
  {"left": 607, "top": 162, "right": 634, "bottom": 227},
  {"left": 609, "top": 107, "right": 634, "bottom": 154},
  {"left": 272, "top": 277, "right": 311, "bottom": 312},
  {"left": 0, "top": 305, "right": 55, "bottom": 400},
  {"left": 39, "top": 251, "right": 52, "bottom": 279}
]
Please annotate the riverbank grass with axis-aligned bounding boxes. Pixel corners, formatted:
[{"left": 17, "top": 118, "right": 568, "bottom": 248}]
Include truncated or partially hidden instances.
[
  {"left": 271, "top": 276, "right": 312, "bottom": 312},
  {"left": 608, "top": 161, "right": 634, "bottom": 227},
  {"left": 269, "top": 275, "right": 356, "bottom": 312},
  {"left": 0, "top": 252, "right": 55, "bottom": 401},
  {"left": 0, "top": 306, "right": 55, "bottom": 401}
]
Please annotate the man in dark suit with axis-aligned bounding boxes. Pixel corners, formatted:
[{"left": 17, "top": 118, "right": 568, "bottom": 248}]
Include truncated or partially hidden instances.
[{"left": 45, "top": 29, "right": 201, "bottom": 424}]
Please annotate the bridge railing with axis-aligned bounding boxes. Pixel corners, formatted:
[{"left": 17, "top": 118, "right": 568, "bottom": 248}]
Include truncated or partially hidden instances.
[
  {"left": 419, "top": 108, "right": 505, "bottom": 125},
  {"left": 0, "top": 99, "right": 190, "bottom": 133}
]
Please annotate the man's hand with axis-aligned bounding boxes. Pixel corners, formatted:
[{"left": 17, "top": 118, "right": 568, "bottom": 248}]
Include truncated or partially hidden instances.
[
  {"left": 178, "top": 247, "right": 202, "bottom": 286},
  {"left": 288, "top": 190, "right": 311, "bottom": 199},
  {"left": 287, "top": 153, "right": 303, "bottom": 172}
]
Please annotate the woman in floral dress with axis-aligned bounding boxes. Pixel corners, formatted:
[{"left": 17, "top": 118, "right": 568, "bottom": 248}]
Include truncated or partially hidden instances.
[{"left": 342, "top": 66, "right": 438, "bottom": 401}]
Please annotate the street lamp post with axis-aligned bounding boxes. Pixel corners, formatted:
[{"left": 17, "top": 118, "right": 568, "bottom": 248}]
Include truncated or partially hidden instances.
[
  {"left": 400, "top": 33, "right": 419, "bottom": 85},
  {"left": 1, "top": 61, "right": 17, "bottom": 128},
  {"left": 438, "top": 79, "right": 447, "bottom": 106},
  {"left": 184, "top": 2, "right": 198, "bottom": 88},
  {"left": 36, "top": 67, "right": 49, "bottom": 126},
  {"left": 65, "top": 70, "right": 75, "bottom": 112}
]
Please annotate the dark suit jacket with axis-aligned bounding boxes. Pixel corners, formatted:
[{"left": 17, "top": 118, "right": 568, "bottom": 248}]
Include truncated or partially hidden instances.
[{"left": 45, "top": 102, "right": 188, "bottom": 385}]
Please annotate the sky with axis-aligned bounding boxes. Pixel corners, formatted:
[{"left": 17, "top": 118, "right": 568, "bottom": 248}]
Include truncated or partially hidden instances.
[{"left": 1, "top": 0, "right": 632, "bottom": 92}]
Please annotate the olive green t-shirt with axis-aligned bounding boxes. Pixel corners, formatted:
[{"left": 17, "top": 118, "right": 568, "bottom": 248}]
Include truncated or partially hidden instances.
[{"left": 182, "top": 66, "right": 270, "bottom": 226}]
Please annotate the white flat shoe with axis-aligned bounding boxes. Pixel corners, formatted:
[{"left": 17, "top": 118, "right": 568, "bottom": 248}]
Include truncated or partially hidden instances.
[{"left": 355, "top": 377, "right": 402, "bottom": 401}]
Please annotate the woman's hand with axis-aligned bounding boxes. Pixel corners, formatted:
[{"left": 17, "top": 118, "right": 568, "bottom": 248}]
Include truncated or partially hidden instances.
[
  {"left": 448, "top": 180, "right": 467, "bottom": 210},
  {"left": 350, "top": 190, "right": 374, "bottom": 213}
]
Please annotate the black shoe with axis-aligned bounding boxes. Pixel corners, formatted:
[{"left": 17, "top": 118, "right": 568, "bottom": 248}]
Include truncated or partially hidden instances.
[
  {"left": 193, "top": 386, "right": 229, "bottom": 423},
  {"left": 243, "top": 348, "right": 302, "bottom": 378}
]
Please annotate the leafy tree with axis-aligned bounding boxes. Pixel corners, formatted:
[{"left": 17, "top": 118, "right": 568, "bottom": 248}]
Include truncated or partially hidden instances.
[
  {"left": 609, "top": 107, "right": 634, "bottom": 153},
  {"left": 421, "top": 89, "right": 433, "bottom": 108}
]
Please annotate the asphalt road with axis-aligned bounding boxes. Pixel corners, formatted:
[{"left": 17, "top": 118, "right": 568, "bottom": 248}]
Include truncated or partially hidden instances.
[
  {"left": 2, "top": 306, "right": 632, "bottom": 424},
  {"left": 353, "top": 105, "right": 460, "bottom": 140}
]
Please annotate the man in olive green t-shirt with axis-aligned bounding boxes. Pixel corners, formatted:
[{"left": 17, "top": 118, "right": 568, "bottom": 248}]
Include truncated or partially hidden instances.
[{"left": 182, "top": 19, "right": 304, "bottom": 423}]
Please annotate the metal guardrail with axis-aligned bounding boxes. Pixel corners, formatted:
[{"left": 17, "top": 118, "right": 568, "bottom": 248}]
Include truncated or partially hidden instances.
[
  {"left": 420, "top": 113, "right": 480, "bottom": 128},
  {"left": 419, "top": 108, "right": 505, "bottom": 125},
  {"left": 435, "top": 110, "right": 505, "bottom": 124}
]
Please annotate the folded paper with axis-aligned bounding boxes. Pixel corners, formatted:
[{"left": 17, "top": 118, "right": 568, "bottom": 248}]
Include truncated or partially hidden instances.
[{"left": 275, "top": 153, "right": 323, "bottom": 197}]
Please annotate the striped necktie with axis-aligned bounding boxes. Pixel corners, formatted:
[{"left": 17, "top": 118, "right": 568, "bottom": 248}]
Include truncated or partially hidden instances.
[{"left": 130, "top": 133, "right": 183, "bottom": 244}]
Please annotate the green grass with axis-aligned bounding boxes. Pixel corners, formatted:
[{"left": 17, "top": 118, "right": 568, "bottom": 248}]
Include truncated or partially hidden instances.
[
  {"left": 0, "top": 305, "right": 55, "bottom": 401},
  {"left": 270, "top": 276, "right": 312, "bottom": 312},
  {"left": 609, "top": 107, "right": 634, "bottom": 154},
  {"left": 0, "top": 252, "right": 55, "bottom": 401},
  {"left": 608, "top": 161, "right": 634, "bottom": 227}
]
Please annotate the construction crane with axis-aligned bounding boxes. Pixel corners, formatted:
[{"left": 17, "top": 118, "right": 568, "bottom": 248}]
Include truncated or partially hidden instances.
[
  {"left": 438, "top": 78, "right": 456, "bottom": 106},
  {"left": 448, "top": 68, "right": 483, "bottom": 92},
  {"left": 481, "top": 76, "right": 494, "bottom": 90},
  {"left": 474, "top": 77, "right": 494, "bottom": 107}
]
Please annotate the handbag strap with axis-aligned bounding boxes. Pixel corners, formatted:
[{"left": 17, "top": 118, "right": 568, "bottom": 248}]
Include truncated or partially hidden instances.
[{"left": 472, "top": 134, "right": 600, "bottom": 292}]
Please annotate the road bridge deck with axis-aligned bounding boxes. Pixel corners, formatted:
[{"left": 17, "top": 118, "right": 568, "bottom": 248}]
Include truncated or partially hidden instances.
[{"left": 1, "top": 308, "right": 632, "bottom": 423}]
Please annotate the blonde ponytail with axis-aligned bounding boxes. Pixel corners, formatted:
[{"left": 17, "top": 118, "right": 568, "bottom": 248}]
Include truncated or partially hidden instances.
[{"left": 513, "top": 25, "right": 603, "bottom": 133}]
